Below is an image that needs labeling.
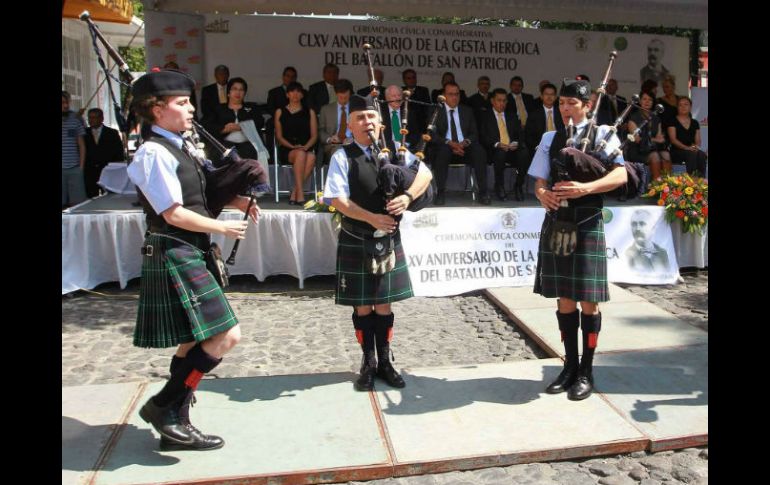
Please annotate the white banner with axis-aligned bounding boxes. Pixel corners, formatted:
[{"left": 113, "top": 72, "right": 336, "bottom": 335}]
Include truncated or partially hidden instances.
[
  {"left": 195, "top": 15, "right": 689, "bottom": 103},
  {"left": 400, "top": 206, "right": 679, "bottom": 297}
]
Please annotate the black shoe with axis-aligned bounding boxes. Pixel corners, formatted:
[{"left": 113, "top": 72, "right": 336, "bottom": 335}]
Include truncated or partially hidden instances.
[
  {"left": 139, "top": 399, "right": 193, "bottom": 444},
  {"left": 479, "top": 194, "right": 492, "bottom": 205},
  {"left": 159, "top": 424, "right": 225, "bottom": 451},
  {"left": 354, "top": 353, "right": 377, "bottom": 391},
  {"left": 495, "top": 186, "right": 508, "bottom": 201},
  {"left": 376, "top": 360, "right": 406, "bottom": 388},
  {"left": 567, "top": 372, "right": 594, "bottom": 400},
  {"left": 545, "top": 364, "right": 578, "bottom": 394},
  {"left": 434, "top": 191, "right": 446, "bottom": 206},
  {"left": 514, "top": 186, "right": 525, "bottom": 201}
]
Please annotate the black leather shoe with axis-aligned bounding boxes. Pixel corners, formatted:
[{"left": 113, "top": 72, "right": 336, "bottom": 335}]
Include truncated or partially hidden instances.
[
  {"left": 479, "top": 194, "right": 492, "bottom": 205},
  {"left": 139, "top": 399, "right": 193, "bottom": 444},
  {"left": 545, "top": 365, "right": 578, "bottom": 394},
  {"left": 495, "top": 186, "right": 507, "bottom": 201},
  {"left": 159, "top": 424, "right": 225, "bottom": 451},
  {"left": 434, "top": 191, "right": 446, "bottom": 206},
  {"left": 514, "top": 186, "right": 525, "bottom": 201},
  {"left": 376, "top": 360, "right": 406, "bottom": 388},
  {"left": 567, "top": 372, "right": 594, "bottom": 400},
  {"left": 354, "top": 353, "right": 377, "bottom": 391}
]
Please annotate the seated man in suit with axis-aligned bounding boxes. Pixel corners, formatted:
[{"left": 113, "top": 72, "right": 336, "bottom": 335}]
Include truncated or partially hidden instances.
[
  {"left": 308, "top": 63, "right": 340, "bottom": 114},
  {"left": 429, "top": 82, "right": 490, "bottom": 205},
  {"left": 84, "top": 108, "right": 125, "bottom": 198},
  {"left": 319, "top": 79, "right": 354, "bottom": 162},
  {"left": 506, "top": 75, "right": 536, "bottom": 129},
  {"left": 467, "top": 75, "right": 492, "bottom": 128},
  {"left": 596, "top": 78, "right": 628, "bottom": 128},
  {"left": 624, "top": 209, "right": 670, "bottom": 272},
  {"left": 480, "top": 89, "right": 529, "bottom": 202},
  {"left": 381, "top": 85, "right": 421, "bottom": 153},
  {"left": 357, "top": 68, "right": 386, "bottom": 102},
  {"left": 200, "top": 64, "right": 229, "bottom": 121},
  {"left": 401, "top": 68, "right": 430, "bottom": 129},
  {"left": 525, "top": 82, "right": 564, "bottom": 162},
  {"left": 431, "top": 72, "right": 468, "bottom": 105}
]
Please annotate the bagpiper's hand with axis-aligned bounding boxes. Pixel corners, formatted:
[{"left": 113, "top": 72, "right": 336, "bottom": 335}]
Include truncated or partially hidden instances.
[
  {"left": 386, "top": 195, "right": 410, "bottom": 216},
  {"left": 369, "top": 214, "right": 398, "bottom": 233},
  {"left": 222, "top": 220, "right": 249, "bottom": 239},
  {"left": 536, "top": 187, "right": 561, "bottom": 211},
  {"left": 553, "top": 180, "right": 592, "bottom": 200}
]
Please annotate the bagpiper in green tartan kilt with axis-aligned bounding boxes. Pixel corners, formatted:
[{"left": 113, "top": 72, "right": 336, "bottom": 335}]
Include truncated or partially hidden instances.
[
  {"left": 134, "top": 231, "right": 238, "bottom": 348},
  {"left": 335, "top": 229, "right": 414, "bottom": 306},
  {"left": 534, "top": 206, "right": 610, "bottom": 303}
]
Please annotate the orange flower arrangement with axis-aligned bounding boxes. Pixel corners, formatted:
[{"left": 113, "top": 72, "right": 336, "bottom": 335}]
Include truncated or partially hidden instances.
[{"left": 643, "top": 173, "right": 708, "bottom": 234}]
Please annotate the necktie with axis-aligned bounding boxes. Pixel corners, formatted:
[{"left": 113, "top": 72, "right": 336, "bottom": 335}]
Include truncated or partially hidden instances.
[
  {"left": 218, "top": 84, "right": 226, "bottom": 104},
  {"left": 337, "top": 106, "right": 347, "bottom": 140},
  {"left": 391, "top": 110, "right": 402, "bottom": 142},
  {"left": 449, "top": 109, "right": 459, "bottom": 142},
  {"left": 365, "top": 146, "right": 373, "bottom": 161},
  {"left": 546, "top": 109, "right": 555, "bottom": 132},
  {"left": 497, "top": 112, "right": 510, "bottom": 145},
  {"left": 515, "top": 95, "right": 528, "bottom": 126}
]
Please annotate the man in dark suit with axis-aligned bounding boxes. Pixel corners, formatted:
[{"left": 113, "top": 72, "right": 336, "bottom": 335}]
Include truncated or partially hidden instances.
[
  {"left": 429, "top": 82, "right": 490, "bottom": 205},
  {"left": 308, "top": 63, "right": 340, "bottom": 114},
  {"left": 84, "top": 108, "right": 124, "bottom": 198},
  {"left": 596, "top": 78, "right": 628, "bottom": 128},
  {"left": 480, "top": 89, "right": 529, "bottom": 201},
  {"left": 381, "top": 85, "right": 421, "bottom": 153},
  {"left": 467, "top": 76, "right": 492, "bottom": 129},
  {"left": 506, "top": 76, "right": 536, "bottom": 129},
  {"left": 357, "top": 68, "right": 386, "bottom": 102},
  {"left": 624, "top": 209, "right": 670, "bottom": 272},
  {"left": 431, "top": 72, "right": 468, "bottom": 105},
  {"left": 200, "top": 64, "right": 229, "bottom": 121},
  {"left": 525, "top": 82, "right": 564, "bottom": 156},
  {"left": 401, "top": 69, "right": 430, "bottom": 129}
]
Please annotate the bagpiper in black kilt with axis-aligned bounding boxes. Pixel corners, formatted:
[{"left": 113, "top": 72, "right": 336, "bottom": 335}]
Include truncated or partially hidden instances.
[
  {"left": 528, "top": 78, "right": 628, "bottom": 402},
  {"left": 323, "top": 94, "right": 433, "bottom": 393},
  {"left": 126, "top": 69, "right": 253, "bottom": 452}
]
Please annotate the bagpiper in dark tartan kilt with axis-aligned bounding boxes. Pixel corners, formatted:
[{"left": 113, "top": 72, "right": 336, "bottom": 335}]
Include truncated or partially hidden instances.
[
  {"left": 528, "top": 77, "right": 628, "bottom": 403},
  {"left": 125, "top": 69, "right": 253, "bottom": 452},
  {"left": 323, "top": 94, "right": 433, "bottom": 393}
]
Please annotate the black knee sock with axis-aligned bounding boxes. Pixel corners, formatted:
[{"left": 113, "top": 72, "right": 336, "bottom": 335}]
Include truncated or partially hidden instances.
[
  {"left": 556, "top": 310, "right": 580, "bottom": 367},
  {"left": 352, "top": 312, "right": 376, "bottom": 354},
  {"left": 153, "top": 344, "right": 221, "bottom": 407},
  {"left": 373, "top": 313, "right": 395, "bottom": 365}
]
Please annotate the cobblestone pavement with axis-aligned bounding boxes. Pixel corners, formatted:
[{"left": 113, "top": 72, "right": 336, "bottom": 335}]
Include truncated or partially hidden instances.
[{"left": 62, "top": 270, "right": 707, "bottom": 484}]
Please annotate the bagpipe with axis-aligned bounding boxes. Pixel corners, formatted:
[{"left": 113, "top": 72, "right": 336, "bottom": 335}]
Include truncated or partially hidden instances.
[
  {"left": 80, "top": 11, "right": 269, "bottom": 266},
  {"left": 360, "top": 43, "right": 433, "bottom": 212}
]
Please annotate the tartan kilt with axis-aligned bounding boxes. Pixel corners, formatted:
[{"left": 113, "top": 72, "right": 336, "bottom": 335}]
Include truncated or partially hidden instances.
[
  {"left": 533, "top": 207, "right": 610, "bottom": 303},
  {"left": 134, "top": 232, "right": 238, "bottom": 348},
  {"left": 335, "top": 229, "right": 414, "bottom": 306}
]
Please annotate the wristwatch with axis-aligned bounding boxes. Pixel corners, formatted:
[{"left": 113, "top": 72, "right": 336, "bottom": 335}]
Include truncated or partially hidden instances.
[{"left": 404, "top": 190, "right": 414, "bottom": 202}]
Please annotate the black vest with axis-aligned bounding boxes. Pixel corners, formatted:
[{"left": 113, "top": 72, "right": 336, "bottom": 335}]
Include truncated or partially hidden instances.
[
  {"left": 138, "top": 134, "right": 212, "bottom": 230},
  {"left": 549, "top": 126, "right": 603, "bottom": 208},
  {"left": 343, "top": 143, "right": 384, "bottom": 230}
]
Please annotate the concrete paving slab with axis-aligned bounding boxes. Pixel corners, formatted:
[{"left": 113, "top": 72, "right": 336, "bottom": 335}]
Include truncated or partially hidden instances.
[
  {"left": 505, "top": 302, "right": 707, "bottom": 357},
  {"left": 62, "top": 382, "right": 144, "bottom": 485},
  {"left": 93, "top": 373, "right": 391, "bottom": 485},
  {"left": 486, "top": 284, "right": 645, "bottom": 312},
  {"left": 377, "top": 360, "right": 646, "bottom": 471},
  {"left": 594, "top": 345, "right": 708, "bottom": 451}
]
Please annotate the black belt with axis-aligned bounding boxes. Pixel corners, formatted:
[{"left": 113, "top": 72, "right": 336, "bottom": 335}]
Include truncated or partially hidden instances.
[{"left": 341, "top": 219, "right": 376, "bottom": 238}]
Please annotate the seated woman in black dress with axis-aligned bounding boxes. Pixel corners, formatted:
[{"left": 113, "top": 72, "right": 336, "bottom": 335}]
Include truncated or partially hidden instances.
[
  {"left": 667, "top": 96, "right": 707, "bottom": 177},
  {"left": 274, "top": 82, "right": 318, "bottom": 205},
  {"left": 625, "top": 90, "right": 671, "bottom": 181},
  {"left": 203, "top": 77, "right": 264, "bottom": 166}
]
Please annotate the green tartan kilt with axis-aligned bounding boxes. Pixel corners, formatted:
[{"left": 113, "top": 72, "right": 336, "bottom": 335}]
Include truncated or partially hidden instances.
[
  {"left": 533, "top": 207, "right": 610, "bottom": 303},
  {"left": 335, "top": 229, "right": 414, "bottom": 306},
  {"left": 134, "top": 232, "right": 238, "bottom": 348}
]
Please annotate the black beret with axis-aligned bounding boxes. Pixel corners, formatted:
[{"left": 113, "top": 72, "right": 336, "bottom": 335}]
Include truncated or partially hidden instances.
[
  {"left": 132, "top": 70, "right": 195, "bottom": 98},
  {"left": 349, "top": 94, "right": 377, "bottom": 114},
  {"left": 560, "top": 78, "right": 592, "bottom": 102}
]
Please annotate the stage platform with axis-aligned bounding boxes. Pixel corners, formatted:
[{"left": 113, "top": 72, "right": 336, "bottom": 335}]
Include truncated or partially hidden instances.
[
  {"left": 62, "top": 192, "right": 707, "bottom": 295},
  {"left": 62, "top": 284, "right": 707, "bottom": 485}
]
